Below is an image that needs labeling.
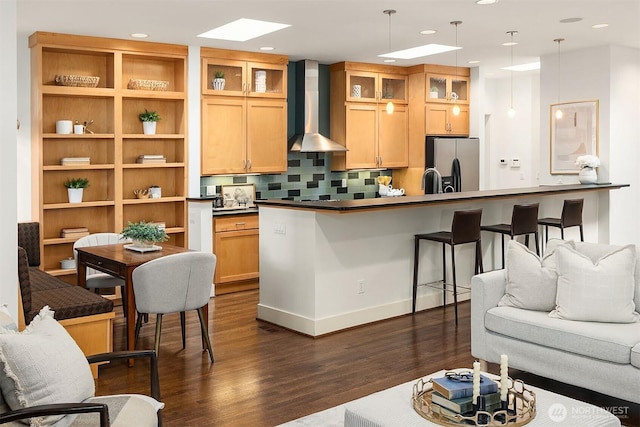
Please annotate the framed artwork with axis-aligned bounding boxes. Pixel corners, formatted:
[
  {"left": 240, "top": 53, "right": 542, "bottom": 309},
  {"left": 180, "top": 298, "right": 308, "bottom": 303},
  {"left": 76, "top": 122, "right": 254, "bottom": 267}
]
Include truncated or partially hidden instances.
[
  {"left": 550, "top": 100, "right": 599, "bottom": 174},
  {"left": 221, "top": 183, "right": 256, "bottom": 208}
]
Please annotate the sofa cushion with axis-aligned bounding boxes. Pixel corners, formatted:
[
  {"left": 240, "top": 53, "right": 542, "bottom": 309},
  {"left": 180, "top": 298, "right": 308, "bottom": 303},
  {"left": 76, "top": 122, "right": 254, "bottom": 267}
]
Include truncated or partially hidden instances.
[
  {"left": 65, "top": 395, "right": 164, "bottom": 427},
  {"left": 485, "top": 306, "right": 640, "bottom": 364},
  {"left": 632, "top": 343, "right": 640, "bottom": 369},
  {"left": 575, "top": 241, "right": 640, "bottom": 314},
  {"left": 550, "top": 245, "right": 639, "bottom": 323},
  {"left": 0, "top": 304, "right": 17, "bottom": 331},
  {"left": 499, "top": 239, "right": 573, "bottom": 311},
  {"left": 0, "top": 306, "right": 95, "bottom": 426}
]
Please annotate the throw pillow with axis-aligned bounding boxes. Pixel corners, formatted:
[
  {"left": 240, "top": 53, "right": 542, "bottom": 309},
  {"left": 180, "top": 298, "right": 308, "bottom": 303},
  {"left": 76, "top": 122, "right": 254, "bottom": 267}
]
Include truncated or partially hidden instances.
[
  {"left": 499, "top": 239, "right": 574, "bottom": 311},
  {"left": 550, "top": 245, "right": 640, "bottom": 323},
  {"left": 0, "top": 304, "right": 17, "bottom": 331},
  {"left": 0, "top": 306, "right": 95, "bottom": 426}
]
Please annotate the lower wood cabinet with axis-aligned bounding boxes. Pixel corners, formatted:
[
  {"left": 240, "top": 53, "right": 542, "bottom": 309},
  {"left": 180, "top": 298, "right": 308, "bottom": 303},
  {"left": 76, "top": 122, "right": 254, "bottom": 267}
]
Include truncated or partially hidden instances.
[{"left": 212, "top": 214, "right": 259, "bottom": 294}]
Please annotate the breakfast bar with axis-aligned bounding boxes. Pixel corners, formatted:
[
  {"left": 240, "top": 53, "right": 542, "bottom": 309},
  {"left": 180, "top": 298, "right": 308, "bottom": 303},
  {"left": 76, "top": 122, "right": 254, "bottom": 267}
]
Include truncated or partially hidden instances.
[{"left": 255, "top": 183, "right": 627, "bottom": 337}]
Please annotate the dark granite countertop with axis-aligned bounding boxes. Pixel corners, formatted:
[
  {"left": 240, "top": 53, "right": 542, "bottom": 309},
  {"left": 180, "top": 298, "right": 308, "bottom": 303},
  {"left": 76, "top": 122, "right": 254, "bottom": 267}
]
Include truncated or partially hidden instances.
[{"left": 253, "top": 183, "right": 629, "bottom": 213}]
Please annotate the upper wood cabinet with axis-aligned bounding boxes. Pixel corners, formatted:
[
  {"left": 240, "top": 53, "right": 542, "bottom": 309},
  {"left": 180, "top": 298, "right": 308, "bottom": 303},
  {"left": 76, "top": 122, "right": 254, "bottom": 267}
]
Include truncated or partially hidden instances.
[
  {"left": 425, "top": 72, "right": 469, "bottom": 104},
  {"left": 344, "top": 70, "right": 408, "bottom": 104},
  {"left": 201, "top": 52, "right": 287, "bottom": 99},
  {"left": 201, "top": 48, "right": 288, "bottom": 175},
  {"left": 330, "top": 62, "right": 409, "bottom": 170},
  {"left": 30, "top": 32, "right": 188, "bottom": 278}
]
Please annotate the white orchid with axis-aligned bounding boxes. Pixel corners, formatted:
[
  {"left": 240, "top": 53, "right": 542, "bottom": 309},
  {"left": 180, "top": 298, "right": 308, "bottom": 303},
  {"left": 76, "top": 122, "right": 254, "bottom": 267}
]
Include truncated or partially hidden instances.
[{"left": 575, "top": 155, "right": 600, "bottom": 169}]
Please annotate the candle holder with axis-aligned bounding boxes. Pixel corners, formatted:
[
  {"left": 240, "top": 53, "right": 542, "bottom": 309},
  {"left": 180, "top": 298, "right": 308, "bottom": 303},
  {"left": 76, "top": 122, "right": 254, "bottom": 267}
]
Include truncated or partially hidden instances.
[{"left": 412, "top": 374, "right": 536, "bottom": 426}]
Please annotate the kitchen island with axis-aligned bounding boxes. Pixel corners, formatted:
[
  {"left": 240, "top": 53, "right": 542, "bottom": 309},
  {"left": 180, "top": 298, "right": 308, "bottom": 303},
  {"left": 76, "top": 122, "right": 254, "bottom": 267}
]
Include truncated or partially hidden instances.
[{"left": 254, "top": 183, "right": 627, "bottom": 336}]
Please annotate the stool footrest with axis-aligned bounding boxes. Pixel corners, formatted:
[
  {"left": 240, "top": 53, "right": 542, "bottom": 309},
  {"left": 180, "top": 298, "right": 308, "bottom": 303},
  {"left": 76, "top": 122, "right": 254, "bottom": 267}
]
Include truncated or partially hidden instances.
[{"left": 420, "top": 280, "right": 471, "bottom": 295}]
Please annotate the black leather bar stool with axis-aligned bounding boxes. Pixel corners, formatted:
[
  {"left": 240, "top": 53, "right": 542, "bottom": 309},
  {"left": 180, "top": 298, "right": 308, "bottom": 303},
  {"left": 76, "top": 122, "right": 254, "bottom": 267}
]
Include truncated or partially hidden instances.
[
  {"left": 412, "top": 209, "right": 483, "bottom": 325},
  {"left": 480, "top": 203, "right": 540, "bottom": 268},
  {"left": 538, "top": 198, "right": 584, "bottom": 243}
]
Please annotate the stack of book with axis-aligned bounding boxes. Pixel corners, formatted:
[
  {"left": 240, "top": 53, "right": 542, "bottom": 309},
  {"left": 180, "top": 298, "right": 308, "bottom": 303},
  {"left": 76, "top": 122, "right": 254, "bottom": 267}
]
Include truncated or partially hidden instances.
[
  {"left": 136, "top": 154, "right": 166, "bottom": 164},
  {"left": 61, "top": 157, "right": 90, "bottom": 166},
  {"left": 431, "top": 373, "right": 501, "bottom": 415},
  {"left": 61, "top": 227, "right": 89, "bottom": 239}
]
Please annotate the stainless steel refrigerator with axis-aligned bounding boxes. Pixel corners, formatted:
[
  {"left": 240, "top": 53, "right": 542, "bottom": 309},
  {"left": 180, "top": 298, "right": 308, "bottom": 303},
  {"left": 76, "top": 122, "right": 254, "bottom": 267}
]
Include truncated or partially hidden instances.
[{"left": 424, "top": 136, "right": 479, "bottom": 194}]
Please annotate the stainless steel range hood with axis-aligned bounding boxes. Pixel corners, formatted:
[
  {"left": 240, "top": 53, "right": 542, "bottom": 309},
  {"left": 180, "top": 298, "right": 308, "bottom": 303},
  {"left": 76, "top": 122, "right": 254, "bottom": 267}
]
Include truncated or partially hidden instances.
[{"left": 288, "top": 60, "right": 347, "bottom": 152}]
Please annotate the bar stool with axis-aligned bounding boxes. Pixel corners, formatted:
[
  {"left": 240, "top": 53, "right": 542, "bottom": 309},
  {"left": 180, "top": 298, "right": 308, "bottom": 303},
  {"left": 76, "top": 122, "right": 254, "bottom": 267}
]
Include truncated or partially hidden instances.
[
  {"left": 537, "top": 199, "right": 584, "bottom": 244},
  {"left": 412, "top": 209, "right": 483, "bottom": 325},
  {"left": 480, "top": 203, "right": 540, "bottom": 268}
]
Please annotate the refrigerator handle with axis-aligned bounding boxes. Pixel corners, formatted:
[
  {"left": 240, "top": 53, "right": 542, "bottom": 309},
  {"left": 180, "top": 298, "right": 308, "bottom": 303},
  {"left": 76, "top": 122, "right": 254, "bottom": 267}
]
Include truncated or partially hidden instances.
[{"left": 451, "top": 158, "right": 462, "bottom": 192}]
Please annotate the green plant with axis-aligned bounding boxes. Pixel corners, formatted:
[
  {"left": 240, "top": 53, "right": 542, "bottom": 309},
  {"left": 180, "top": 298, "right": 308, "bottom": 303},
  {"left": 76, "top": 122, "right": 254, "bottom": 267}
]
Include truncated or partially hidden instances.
[
  {"left": 214, "top": 71, "right": 225, "bottom": 79},
  {"left": 63, "top": 177, "right": 90, "bottom": 189},
  {"left": 120, "top": 221, "right": 169, "bottom": 243},
  {"left": 430, "top": 87, "right": 438, "bottom": 92},
  {"left": 138, "top": 109, "right": 161, "bottom": 122}
]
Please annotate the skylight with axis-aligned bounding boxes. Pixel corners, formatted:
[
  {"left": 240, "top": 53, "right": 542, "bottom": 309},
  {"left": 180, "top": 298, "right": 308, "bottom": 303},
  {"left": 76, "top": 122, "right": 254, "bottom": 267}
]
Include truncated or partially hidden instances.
[
  {"left": 198, "top": 18, "right": 290, "bottom": 42},
  {"left": 502, "top": 62, "right": 541, "bottom": 72},
  {"left": 379, "top": 44, "right": 459, "bottom": 60}
]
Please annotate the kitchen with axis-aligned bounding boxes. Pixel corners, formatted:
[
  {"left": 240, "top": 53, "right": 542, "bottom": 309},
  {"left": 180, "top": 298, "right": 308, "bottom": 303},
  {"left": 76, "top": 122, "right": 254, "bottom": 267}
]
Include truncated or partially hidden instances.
[{"left": 7, "top": 1, "right": 640, "bottom": 320}]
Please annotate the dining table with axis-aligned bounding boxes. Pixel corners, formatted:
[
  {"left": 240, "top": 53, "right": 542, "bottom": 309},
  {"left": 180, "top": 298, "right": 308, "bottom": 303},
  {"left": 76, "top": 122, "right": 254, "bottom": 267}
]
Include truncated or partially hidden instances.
[{"left": 75, "top": 243, "right": 202, "bottom": 362}]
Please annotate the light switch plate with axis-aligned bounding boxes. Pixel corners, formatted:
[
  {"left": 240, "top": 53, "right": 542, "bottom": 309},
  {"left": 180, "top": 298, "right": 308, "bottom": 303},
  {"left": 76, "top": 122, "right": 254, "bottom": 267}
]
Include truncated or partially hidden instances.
[{"left": 206, "top": 185, "right": 215, "bottom": 196}]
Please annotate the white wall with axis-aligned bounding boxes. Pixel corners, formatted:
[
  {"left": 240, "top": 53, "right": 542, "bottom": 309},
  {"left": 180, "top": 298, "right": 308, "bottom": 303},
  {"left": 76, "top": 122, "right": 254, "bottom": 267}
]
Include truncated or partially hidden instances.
[
  {"left": 483, "top": 73, "right": 540, "bottom": 190},
  {"left": 1, "top": 0, "right": 19, "bottom": 318},
  {"left": 539, "top": 45, "right": 640, "bottom": 245},
  {"left": 16, "top": 34, "right": 31, "bottom": 221}
]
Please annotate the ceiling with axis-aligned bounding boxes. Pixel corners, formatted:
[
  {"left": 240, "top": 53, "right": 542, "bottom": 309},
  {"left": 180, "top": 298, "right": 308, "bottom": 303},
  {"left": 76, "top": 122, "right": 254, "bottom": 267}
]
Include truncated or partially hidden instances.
[{"left": 16, "top": 0, "right": 640, "bottom": 77}]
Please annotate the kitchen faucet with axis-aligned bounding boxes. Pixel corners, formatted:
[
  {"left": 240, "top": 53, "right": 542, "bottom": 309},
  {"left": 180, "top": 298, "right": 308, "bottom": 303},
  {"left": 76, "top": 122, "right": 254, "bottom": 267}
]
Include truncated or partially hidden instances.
[{"left": 421, "top": 168, "right": 442, "bottom": 194}]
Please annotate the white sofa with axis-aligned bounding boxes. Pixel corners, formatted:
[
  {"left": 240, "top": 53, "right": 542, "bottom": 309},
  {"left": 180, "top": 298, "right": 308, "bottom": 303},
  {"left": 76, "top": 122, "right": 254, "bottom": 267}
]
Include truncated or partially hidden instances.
[{"left": 471, "top": 241, "right": 640, "bottom": 404}]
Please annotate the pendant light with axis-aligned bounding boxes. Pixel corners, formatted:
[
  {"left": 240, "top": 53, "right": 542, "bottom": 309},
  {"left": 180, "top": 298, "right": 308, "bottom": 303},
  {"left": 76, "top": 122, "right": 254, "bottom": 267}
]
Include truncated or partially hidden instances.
[
  {"left": 554, "top": 38, "right": 565, "bottom": 119},
  {"left": 450, "top": 21, "right": 462, "bottom": 116},
  {"left": 383, "top": 9, "right": 396, "bottom": 114},
  {"left": 506, "top": 30, "right": 518, "bottom": 118}
]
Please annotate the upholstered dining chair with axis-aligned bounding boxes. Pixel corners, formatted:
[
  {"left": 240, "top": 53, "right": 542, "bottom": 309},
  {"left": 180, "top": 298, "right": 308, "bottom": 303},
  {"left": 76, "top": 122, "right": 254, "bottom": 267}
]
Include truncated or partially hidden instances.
[{"left": 133, "top": 252, "right": 216, "bottom": 363}]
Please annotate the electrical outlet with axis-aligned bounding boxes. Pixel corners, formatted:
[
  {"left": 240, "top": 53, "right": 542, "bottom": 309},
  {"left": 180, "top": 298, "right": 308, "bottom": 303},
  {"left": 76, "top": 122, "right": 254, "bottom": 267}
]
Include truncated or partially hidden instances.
[
  {"left": 274, "top": 223, "right": 286, "bottom": 235},
  {"left": 205, "top": 185, "right": 215, "bottom": 196},
  {"left": 510, "top": 158, "right": 521, "bottom": 168},
  {"left": 357, "top": 279, "right": 365, "bottom": 294},
  {"left": 342, "top": 178, "right": 347, "bottom": 188}
]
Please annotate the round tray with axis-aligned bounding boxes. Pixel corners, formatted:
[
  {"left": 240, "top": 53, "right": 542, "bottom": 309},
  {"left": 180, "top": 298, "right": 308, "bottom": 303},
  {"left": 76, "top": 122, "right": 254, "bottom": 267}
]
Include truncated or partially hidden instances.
[{"left": 412, "top": 377, "right": 536, "bottom": 427}]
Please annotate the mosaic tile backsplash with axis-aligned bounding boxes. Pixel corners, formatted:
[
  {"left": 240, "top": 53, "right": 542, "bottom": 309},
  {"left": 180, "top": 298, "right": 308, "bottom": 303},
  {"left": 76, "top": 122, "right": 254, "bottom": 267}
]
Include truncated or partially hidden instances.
[{"left": 200, "top": 152, "right": 391, "bottom": 201}]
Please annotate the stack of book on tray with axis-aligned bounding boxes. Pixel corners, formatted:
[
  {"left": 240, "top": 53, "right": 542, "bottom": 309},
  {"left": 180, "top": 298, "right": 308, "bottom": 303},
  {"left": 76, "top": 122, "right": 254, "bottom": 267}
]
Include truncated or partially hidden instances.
[
  {"left": 136, "top": 154, "right": 166, "bottom": 164},
  {"left": 61, "top": 227, "right": 89, "bottom": 239},
  {"left": 431, "top": 373, "right": 500, "bottom": 415},
  {"left": 61, "top": 157, "right": 90, "bottom": 166}
]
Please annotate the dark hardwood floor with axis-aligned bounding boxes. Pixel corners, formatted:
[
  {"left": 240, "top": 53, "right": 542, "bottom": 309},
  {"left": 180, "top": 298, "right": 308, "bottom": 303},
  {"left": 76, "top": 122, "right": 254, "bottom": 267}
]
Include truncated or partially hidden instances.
[{"left": 95, "top": 290, "right": 638, "bottom": 426}]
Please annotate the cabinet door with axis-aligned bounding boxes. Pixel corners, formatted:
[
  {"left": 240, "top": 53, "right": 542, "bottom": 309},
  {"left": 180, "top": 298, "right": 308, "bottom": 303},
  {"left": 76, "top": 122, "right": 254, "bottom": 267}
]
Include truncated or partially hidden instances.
[
  {"left": 378, "top": 105, "right": 408, "bottom": 168},
  {"left": 345, "top": 103, "right": 378, "bottom": 169},
  {"left": 451, "top": 76, "right": 469, "bottom": 104},
  {"left": 449, "top": 105, "right": 470, "bottom": 135},
  {"left": 425, "top": 103, "right": 449, "bottom": 135},
  {"left": 213, "top": 229, "right": 259, "bottom": 284},
  {"left": 247, "top": 62, "right": 287, "bottom": 98},
  {"left": 201, "top": 98, "right": 246, "bottom": 175},
  {"left": 379, "top": 73, "right": 408, "bottom": 104},
  {"left": 202, "top": 58, "right": 247, "bottom": 96},
  {"left": 246, "top": 99, "right": 287, "bottom": 173},
  {"left": 346, "top": 71, "right": 378, "bottom": 103}
]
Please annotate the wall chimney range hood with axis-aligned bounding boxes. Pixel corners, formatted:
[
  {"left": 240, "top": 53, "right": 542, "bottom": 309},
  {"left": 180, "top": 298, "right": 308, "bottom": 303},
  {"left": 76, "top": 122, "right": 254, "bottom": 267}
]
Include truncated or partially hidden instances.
[{"left": 288, "top": 60, "right": 347, "bottom": 152}]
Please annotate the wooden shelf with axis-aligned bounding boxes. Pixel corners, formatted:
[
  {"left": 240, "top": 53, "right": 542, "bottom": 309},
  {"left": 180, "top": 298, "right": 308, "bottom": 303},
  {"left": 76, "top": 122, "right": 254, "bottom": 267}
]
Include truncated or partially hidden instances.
[{"left": 31, "top": 31, "right": 189, "bottom": 278}]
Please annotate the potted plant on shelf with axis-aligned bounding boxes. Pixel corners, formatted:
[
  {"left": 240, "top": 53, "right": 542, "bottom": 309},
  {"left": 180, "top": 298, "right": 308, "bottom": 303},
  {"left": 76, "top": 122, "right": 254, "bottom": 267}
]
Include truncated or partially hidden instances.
[
  {"left": 120, "top": 220, "right": 169, "bottom": 249},
  {"left": 430, "top": 87, "right": 439, "bottom": 99},
  {"left": 138, "top": 109, "right": 161, "bottom": 135},
  {"left": 575, "top": 154, "right": 600, "bottom": 184},
  {"left": 64, "top": 177, "right": 89, "bottom": 203},
  {"left": 212, "top": 71, "right": 225, "bottom": 91}
]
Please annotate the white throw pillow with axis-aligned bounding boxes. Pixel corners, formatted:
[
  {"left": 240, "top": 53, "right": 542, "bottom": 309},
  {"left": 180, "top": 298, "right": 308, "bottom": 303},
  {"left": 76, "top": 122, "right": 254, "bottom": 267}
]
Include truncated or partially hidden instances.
[
  {"left": 0, "top": 306, "right": 95, "bottom": 426},
  {"left": 550, "top": 245, "right": 640, "bottom": 323},
  {"left": 499, "top": 239, "right": 574, "bottom": 311},
  {"left": 0, "top": 304, "right": 17, "bottom": 331}
]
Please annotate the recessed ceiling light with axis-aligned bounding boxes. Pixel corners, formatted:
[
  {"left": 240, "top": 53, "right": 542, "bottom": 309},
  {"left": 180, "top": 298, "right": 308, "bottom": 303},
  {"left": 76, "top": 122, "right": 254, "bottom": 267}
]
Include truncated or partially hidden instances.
[
  {"left": 130, "top": 33, "right": 148, "bottom": 38},
  {"left": 379, "top": 44, "right": 459, "bottom": 60},
  {"left": 560, "top": 17, "right": 582, "bottom": 24},
  {"left": 592, "top": 23, "right": 609, "bottom": 29},
  {"left": 502, "top": 62, "right": 540, "bottom": 72},
  {"left": 383, "top": 59, "right": 396, "bottom": 63},
  {"left": 419, "top": 29, "right": 437, "bottom": 35},
  {"left": 198, "top": 18, "right": 290, "bottom": 42},
  {"left": 468, "top": 60, "right": 480, "bottom": 64},
  {"left": 502, "top": 41, "right": 518, "bottom": 46},
  {"left": 260, "top": 47, "right": 275, "bottom": 51},
  {"left": 476, "top": 0, "right": 498, "bottom": 4}
]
